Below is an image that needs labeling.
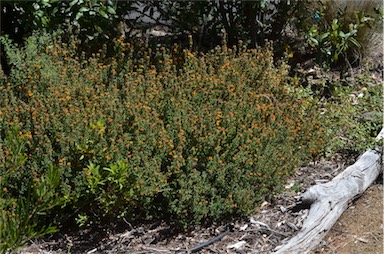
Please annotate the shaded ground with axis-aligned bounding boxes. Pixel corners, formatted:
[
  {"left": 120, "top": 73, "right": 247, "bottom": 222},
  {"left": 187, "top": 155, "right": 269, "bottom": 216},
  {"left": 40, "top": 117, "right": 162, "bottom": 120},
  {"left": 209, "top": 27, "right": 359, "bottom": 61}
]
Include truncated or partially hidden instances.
[{"left": 19, "top": 153, "right": 383, "bottom": 254}]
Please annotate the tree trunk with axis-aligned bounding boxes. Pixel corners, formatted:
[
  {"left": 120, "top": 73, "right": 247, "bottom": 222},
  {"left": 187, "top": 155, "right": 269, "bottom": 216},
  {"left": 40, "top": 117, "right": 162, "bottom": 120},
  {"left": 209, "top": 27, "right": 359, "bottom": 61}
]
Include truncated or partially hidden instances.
[
  {"left": 242, "top": 2, "right": 258, "bottom": 48},
  {"left": 273, "top": 129, "right": 383, "bottom": 254}
]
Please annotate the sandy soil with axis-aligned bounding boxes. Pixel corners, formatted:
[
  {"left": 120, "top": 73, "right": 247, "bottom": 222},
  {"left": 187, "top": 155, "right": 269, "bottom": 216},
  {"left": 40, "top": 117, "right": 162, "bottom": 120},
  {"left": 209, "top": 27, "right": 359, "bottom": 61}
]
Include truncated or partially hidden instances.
[{"left": 313, "top": 184, "right": 383, "bottom": 254}]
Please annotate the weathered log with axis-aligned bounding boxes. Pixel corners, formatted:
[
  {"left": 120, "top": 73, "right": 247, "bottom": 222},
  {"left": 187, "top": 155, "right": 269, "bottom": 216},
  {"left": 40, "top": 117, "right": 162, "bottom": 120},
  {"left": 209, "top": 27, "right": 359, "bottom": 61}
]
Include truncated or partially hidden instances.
[{"left": 273, "top": 129, "right": 383, "bottom": 254}]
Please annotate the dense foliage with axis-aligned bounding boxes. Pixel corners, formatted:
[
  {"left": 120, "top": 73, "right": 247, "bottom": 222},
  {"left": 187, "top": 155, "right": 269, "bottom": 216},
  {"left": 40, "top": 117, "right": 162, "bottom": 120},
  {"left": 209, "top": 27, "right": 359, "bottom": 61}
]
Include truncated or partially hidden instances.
[
  {"left": 0, "top": 32, "right": 330, "bottom": 251},
  {"left": 305, "top": 0, "right": 383, "bottom": 69},
  {"left": 2, "top": 0, "right": 381, "bottom": 70},
  {"left": 0, "top": 1, "right": 382, "bottom": 253},
  {"left": 0, "top": 0, "right": 301, "bottom": 47}
]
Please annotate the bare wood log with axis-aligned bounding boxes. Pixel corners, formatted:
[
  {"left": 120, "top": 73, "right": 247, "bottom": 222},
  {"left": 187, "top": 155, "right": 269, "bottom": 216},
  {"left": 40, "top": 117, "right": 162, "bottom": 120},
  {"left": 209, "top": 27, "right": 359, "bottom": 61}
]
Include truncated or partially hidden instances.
[{"left": 273, "top": 128, "right": 383, "bottom": 254}]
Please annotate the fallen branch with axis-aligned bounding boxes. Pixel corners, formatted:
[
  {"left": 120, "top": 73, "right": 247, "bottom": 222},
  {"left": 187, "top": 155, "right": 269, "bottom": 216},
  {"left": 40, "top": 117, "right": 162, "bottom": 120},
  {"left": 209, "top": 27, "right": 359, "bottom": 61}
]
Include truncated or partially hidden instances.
[{"left": 273, "top": 128, "right": 383, "bottom": 254}]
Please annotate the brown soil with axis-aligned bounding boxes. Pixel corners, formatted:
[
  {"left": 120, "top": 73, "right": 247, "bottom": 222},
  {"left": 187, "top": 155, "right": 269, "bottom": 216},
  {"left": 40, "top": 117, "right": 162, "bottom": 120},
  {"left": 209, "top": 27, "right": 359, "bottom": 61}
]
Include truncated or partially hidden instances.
[
  {"left": 313, "top": 184, "right": 383, "bottom": 254},
  {"left": 19, "top": 153, "right": 383, "bottom": 254}
]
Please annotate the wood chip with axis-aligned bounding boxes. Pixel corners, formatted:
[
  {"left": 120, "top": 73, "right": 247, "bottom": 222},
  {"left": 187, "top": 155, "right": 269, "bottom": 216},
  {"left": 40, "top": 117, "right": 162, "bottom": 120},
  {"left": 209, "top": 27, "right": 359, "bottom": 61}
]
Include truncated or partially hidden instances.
[
  {"left": 227, "top": 240, "right": 247, "bottom": 249},
  {"left": 355, "top": 237, "right": 369, "bottom": 243}
]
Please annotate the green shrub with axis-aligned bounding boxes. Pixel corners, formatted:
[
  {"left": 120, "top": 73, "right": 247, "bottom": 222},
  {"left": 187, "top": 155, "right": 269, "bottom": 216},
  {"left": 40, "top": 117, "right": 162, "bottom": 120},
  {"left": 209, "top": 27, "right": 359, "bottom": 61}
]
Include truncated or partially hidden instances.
[
  {"left": 321, "top": 72, "right": 383, "bottom": 154},
  {"left": 0, "top": 126, "right": 61, "bottom": 252},
  {"left": 0, "top": 31, "right": 328, "bottom": 238},
  {"left": 305, "top": 0, "right": 382, "bottom": 69}
]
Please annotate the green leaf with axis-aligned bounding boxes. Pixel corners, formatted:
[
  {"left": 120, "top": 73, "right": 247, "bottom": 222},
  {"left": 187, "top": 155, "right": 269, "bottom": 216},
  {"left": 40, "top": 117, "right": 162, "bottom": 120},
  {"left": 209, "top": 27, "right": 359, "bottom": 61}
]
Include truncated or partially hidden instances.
[
  {"left": 95, "top": 25, "right": 103, "bottom": 33},
  {"left": 86, "top": 34, "right": 94, "bottom": 40},
  {"left": 104, "top": 167, "right": 114, "bottom": 173},
  {"left": 350, "top": 29, "right": 358, "bottom": 35},
  {"left": 35, "top": 10, "right": 44, "bottom": 18},
  {"left": 331, "top": 19, "right": 339, "bottom": 30},
  {"left": 41, "top": 0, "right": 52, "bottom": 7},
  {"left": 106, "top": 6, "right": 116, "bottom": 15},
  {"left": 361, "top": 16, "right": 374, "bottom": 23},
  {"left": 75, "top": 11, "right": 83, "bottom": 20},
  {"left": 333, "top": 52, "right": 339, "bottom": 61},
  {"left": 349, "top": 37, "right": 361, "bottom": 48},
  {"left": 41, "top": 16, "right": 49, "bottom": 27},
  {"left": 309, "top": 37, "right": 319, "bottom": 46},
  {"left": 52, "top": 7, "right": 59, "bottom": 15},
  {"left": 78, "top": 7, "right": 89, "bottom": 13},
  {"left": 32, "top": 2, "right": 40, "bottom": 10},
  {"left": 69, "top": 0, "right": 78, "bottom": 7},
  {"left": 319, "top": 32, "right": 329, "bottom": 41},
  {"left": 98, "top": 9, "right": 109, "bottom": 19},
  {"left": 309, "top": 25, "right": 318, "bottom": 34}
]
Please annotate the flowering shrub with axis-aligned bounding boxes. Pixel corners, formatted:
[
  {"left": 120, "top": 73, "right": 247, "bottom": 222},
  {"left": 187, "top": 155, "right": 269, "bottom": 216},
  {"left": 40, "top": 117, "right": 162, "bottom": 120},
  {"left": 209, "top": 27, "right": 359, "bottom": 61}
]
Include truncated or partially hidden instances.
[{"left": 0, "top": 31, "right": 328, "bottom": 234}]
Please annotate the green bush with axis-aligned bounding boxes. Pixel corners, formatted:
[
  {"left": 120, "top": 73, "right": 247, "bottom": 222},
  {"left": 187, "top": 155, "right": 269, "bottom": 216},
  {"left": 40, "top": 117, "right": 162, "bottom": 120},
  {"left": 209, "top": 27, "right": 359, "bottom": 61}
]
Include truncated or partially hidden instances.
[
  {"left": 305, "top": 0, "right": 383, "bottom": 69},
  {"left": 0, "top": 126, "right": 61, "bottom": 252},
  {"left": 0, "top": 31, "right": 328, "bottom": 245},
  {"left": 321, "top": 72, "right": 383, "bottom": 154}
]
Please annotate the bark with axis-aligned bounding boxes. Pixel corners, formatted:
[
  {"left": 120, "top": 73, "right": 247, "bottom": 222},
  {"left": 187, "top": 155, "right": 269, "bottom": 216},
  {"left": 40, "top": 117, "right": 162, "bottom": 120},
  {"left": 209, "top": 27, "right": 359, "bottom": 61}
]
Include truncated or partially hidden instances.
[{"left": 273, "top": 129, "right": 383, "bottom": 254}]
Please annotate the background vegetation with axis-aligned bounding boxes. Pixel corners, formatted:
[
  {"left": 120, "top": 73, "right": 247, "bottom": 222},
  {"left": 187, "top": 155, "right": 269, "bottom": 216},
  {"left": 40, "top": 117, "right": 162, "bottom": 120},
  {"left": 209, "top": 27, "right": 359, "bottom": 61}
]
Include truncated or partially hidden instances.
[{"left": 0, "top": 0, "right": 382, "bottom": 252}]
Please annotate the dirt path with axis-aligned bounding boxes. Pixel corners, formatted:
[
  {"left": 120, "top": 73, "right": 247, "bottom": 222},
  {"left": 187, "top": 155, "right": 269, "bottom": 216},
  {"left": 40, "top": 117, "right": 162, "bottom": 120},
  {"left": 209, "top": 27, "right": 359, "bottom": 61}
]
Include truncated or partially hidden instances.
[{"left": 313, "top": 184, "right": 383, "bottom": 254}]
